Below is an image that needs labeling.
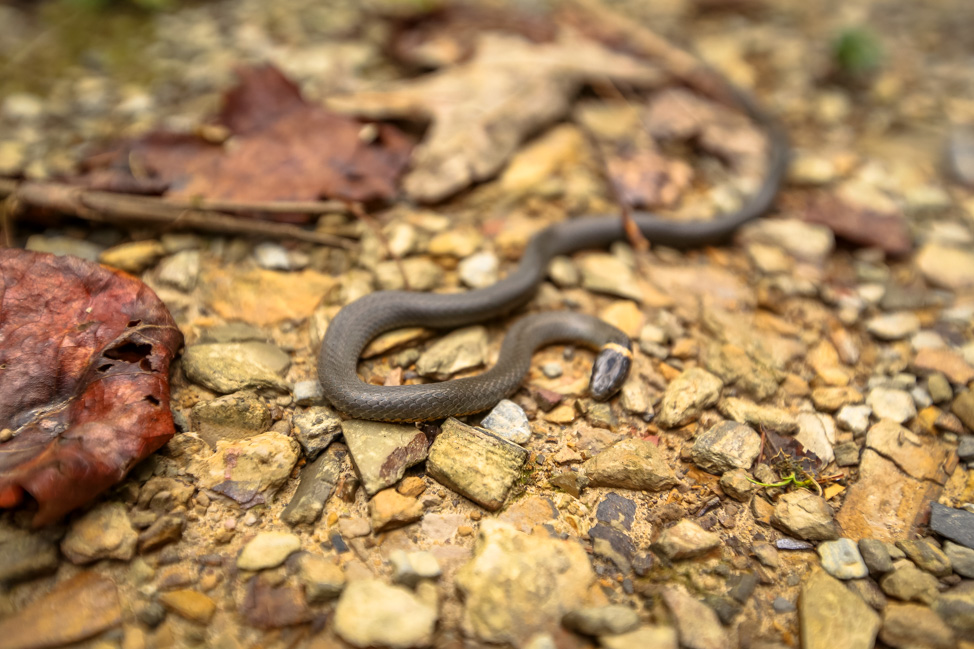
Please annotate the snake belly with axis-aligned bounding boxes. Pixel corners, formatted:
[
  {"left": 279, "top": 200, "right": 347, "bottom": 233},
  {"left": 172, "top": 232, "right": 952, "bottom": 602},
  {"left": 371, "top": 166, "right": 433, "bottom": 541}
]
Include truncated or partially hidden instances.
[{"left": 318, "top": 87, "right": 789, "bottom": 422}]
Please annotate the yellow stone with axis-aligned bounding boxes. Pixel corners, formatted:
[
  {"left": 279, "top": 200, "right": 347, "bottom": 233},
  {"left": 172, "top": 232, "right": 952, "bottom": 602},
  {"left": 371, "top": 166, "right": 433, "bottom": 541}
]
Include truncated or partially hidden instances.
[{"left": 158, "top": 589, "right": 216, "bottom": 624}]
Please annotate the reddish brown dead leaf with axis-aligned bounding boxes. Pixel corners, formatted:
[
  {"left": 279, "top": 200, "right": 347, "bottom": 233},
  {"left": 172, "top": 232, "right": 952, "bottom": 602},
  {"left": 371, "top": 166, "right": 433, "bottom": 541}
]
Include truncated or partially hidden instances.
[
  {"left": 80, "top": 65, "right": 413, "bottom": 208},
  {"left": 802, "top": 191, "right": 913, "bottom": 256},
  {"left": 0, "top": 249, "right": 183, "bottom": 526}
]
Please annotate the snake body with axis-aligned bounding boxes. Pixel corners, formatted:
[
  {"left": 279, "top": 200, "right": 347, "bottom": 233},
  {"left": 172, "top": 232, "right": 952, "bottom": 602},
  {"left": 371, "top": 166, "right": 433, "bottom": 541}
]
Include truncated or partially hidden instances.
[{"left": 318, "top": 87, "right": 789, "bottom": 422}]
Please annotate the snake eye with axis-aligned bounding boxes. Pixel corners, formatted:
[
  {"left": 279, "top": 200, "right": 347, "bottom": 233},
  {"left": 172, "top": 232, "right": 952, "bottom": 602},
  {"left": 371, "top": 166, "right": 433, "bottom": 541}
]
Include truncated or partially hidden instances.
[{"left": 589, "top": 342, "right": 632, "bottom": 401}]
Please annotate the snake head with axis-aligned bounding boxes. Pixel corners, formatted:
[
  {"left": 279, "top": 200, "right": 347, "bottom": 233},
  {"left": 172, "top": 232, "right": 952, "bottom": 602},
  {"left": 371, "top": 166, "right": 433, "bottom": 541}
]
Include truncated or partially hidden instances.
[{"left": 589, "top": 342, "right": 632, "bottom": 401}]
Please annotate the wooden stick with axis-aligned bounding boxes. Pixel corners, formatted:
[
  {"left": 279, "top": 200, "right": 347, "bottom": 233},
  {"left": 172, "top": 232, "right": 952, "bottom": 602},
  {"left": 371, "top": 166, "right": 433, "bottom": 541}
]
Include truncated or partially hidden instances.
[{"left": 0, "top": 178, "right": 356, "bottom": 249}]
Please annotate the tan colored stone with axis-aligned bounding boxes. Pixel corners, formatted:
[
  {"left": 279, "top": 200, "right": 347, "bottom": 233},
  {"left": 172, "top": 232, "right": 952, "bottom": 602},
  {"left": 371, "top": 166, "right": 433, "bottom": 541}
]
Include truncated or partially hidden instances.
[{"left": 200, "top": 266, "right": 335, "bottom": 326}]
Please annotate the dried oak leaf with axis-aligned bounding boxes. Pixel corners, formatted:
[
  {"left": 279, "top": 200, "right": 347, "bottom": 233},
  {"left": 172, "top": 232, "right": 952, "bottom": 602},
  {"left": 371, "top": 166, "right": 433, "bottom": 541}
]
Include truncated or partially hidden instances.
[
  {"left": 0, "top": 249, "right": 183, "bottom": 526},
  {"left": 327, "top": 30, "right": 664, "bottom": 202},
  {"left": 82, "top": 65, "right": 413, "bottom": 206},
  {"left": 801, "top": 185, "right": 913, "bottom": 256}
]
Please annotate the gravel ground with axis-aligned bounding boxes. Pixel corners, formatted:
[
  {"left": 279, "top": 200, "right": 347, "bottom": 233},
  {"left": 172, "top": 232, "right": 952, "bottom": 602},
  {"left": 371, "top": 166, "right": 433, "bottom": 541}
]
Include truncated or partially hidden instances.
[{"left": 1, "top": 0, "right": 974, "bottom": 648}]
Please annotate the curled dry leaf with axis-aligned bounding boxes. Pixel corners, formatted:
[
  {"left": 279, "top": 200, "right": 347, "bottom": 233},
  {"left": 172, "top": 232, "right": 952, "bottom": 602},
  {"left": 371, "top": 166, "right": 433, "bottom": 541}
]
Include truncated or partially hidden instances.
[
  {"left": 328, "top": 30, "right": 664, "bottom": 202},
  {"left": 79, "top": 65, "right": 413, "bottom": 209},
  {"left": 0, "top": 249, "right": 183, "bottom": 526}
]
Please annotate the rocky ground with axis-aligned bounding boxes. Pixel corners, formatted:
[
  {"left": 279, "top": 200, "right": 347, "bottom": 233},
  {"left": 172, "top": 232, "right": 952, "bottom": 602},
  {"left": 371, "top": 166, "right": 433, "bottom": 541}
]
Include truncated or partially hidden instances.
[{"left": 2, "top": 0, "right": 974, "bottom": 648}]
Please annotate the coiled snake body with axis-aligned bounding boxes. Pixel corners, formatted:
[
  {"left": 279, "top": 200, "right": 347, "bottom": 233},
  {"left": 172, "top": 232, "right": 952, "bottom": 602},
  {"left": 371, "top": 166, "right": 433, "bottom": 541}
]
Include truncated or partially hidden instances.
[{"left": 318, "top": 87, "right": 789, "bottom": 422}]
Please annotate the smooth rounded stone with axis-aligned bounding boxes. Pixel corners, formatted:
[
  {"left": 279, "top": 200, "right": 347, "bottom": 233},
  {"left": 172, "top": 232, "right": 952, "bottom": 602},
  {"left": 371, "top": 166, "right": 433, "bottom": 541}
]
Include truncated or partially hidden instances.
[
  {"left": 254, "top": 242, "right": 308, "bottom": 270},
  {"left": 480, "top": 399, "right": 532, "bottom": 445},
  {"left": 657, "top": 368, "right": 723, "bottom": 429},
  {"left": 0, "top": 528, "right": 59, "bottom": 585},
  {"left": 866, "top": 387, "right": 917, "bottom": 424},
  {"left": 916, "top": 242, "right": 974, "bottom": 290},
  {"left": 370, "top": 489, "right": 424, "bottom": 532},
  {"left": 944, "top": 542, "right": 974, "bottom": 578},
  {"left": 237, "top": 531, "right": 301, "bottom": 571},
  {"left": 795, "top": 412, "right": 836, "bottom": 465},
  {"left": 817, "top": 538, "right": 868, "bottom": 580},
  {"left": 958, "top": 436, "right": 974, "bottom": 462},
  {"left": 836, "top": 404, "right": 872, "bottom": 435},
  {"left": 718, "top": 397, "right": 799, "bottom": 435},
  {"left": 866, "top": 312, "right": 921, "bottom": 341},
  {"left": 932, "top": 581, "right": 974, "bottom": 639},
  {"left": 375, "top": 257, "right": 443, "bottom": 291},
  {"left": 456, "top": 520, "right": 594, "bottom": 645},
  {"left": 719, "top": 469, "right": 758, "bottom": 502},
  {"left": 156, "top": 249, "right": 201, "bottom": 291},
  {"left": 548, "top": 256, "right": 580, "bottom": 288},
  {"left": 0, "top": 572, "right": 122, "bottom": 648},
  {"left": 858, "top": 538, "right": 894, "bottom": 576},
  {"left": 953, "top": 390, "right": 974, "bottom": 432},
  {"left": 158, "top": 589, "right": 217, "bottom": 624},
  {"left": 789, "top": 152, "right": 839, "bottom": 185},
  {"left": 577, "top": 253, "right": 642, "bottom": 301},
  {"left": 845, "top": 578, "right": 887, "bottom": 612},
  {"left": 540, "top": 362, "right": 563, "bottom": 378},
  {"left": 281, "top": 446, "right": 342, "bottom": 527},
  {"left": 298, "top": 553, "right": 346, "bottom": 602},
  {"left": 879, "top": 564, "right": 940, "bottom": 605},
  {"left": 334, "top": 579, "right": 437, "bottom": 648},
  {"left": 601, "top": 626, "right": 678, "bottom": 649},
  {"left": 895, "top": 539, "right": 951, "bottom": 577},
  {"left": 341, "top": 420, "right": 429, "bottom": 496},
  {"left": 390, "top": 550, "right": 442, "bottom": 587},
  {"left": 61, "top": 502, "right": 138, "bottom": 564},
  {"left": 690, "top": 420, "right": 761, "bottom": 474},
  {"left": 182, "top": 342, "right": 290, "bottom": 393},
  {"left": 459, "top": 250, "right": 499, "bottom": 288},
  {"left": 798, "top": 569, "right": 880, "bottom": 649},
  {"left": 926, "top": 374, "right": 953, "bottom": 406},
  {"left": 737, "top": 218, "right": 835, "bottom": 263},
  {"left": 98, "top": 240, "right": 166, "bottom": 273},
  {"left": 652, "top": 520, "right": 721, "bottom": 560},
  {"left": 191, "top": 431, "right": 300, "bottom": 507},
  {"left": 661, "top": 587, "right": 728, "bottom": 649},
  {"left": 773, "top": 596, "right": 796, "bottom": 613},
  {"left": 429, "top": 226, "right": 483, "bottom": 257},
  {"left": 771, "top": 491, "right": 839, "bottom": 541},
  {"left": 427, "top": 417, "right": 528, "bottom": 511},
  {"left": 291, "top": 405, "right": 342, "bottom": 459},
  {"left": 190, "top": 391, "right": 271, "bottom": 447},
  {"left": 415, "top": 326, "right": 488, "bottom": 379},
  {"left": 25, "top": 234, "right": 103, "bottom": 261},
  {"left": 880, "top": 602, "right": 956, "bottom": 649},
  {"left": 580, "top": 438, "right": 677, "bottom": 491},
  {"left": 562, "top": 605, "right": 639, "bottom": 636}
]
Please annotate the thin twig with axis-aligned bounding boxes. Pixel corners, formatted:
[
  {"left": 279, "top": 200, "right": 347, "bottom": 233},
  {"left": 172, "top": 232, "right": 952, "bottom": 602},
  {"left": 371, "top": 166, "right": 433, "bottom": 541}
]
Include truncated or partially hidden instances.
[{"left": 0, "top": 178, "right": 356, "bottom": 249}]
